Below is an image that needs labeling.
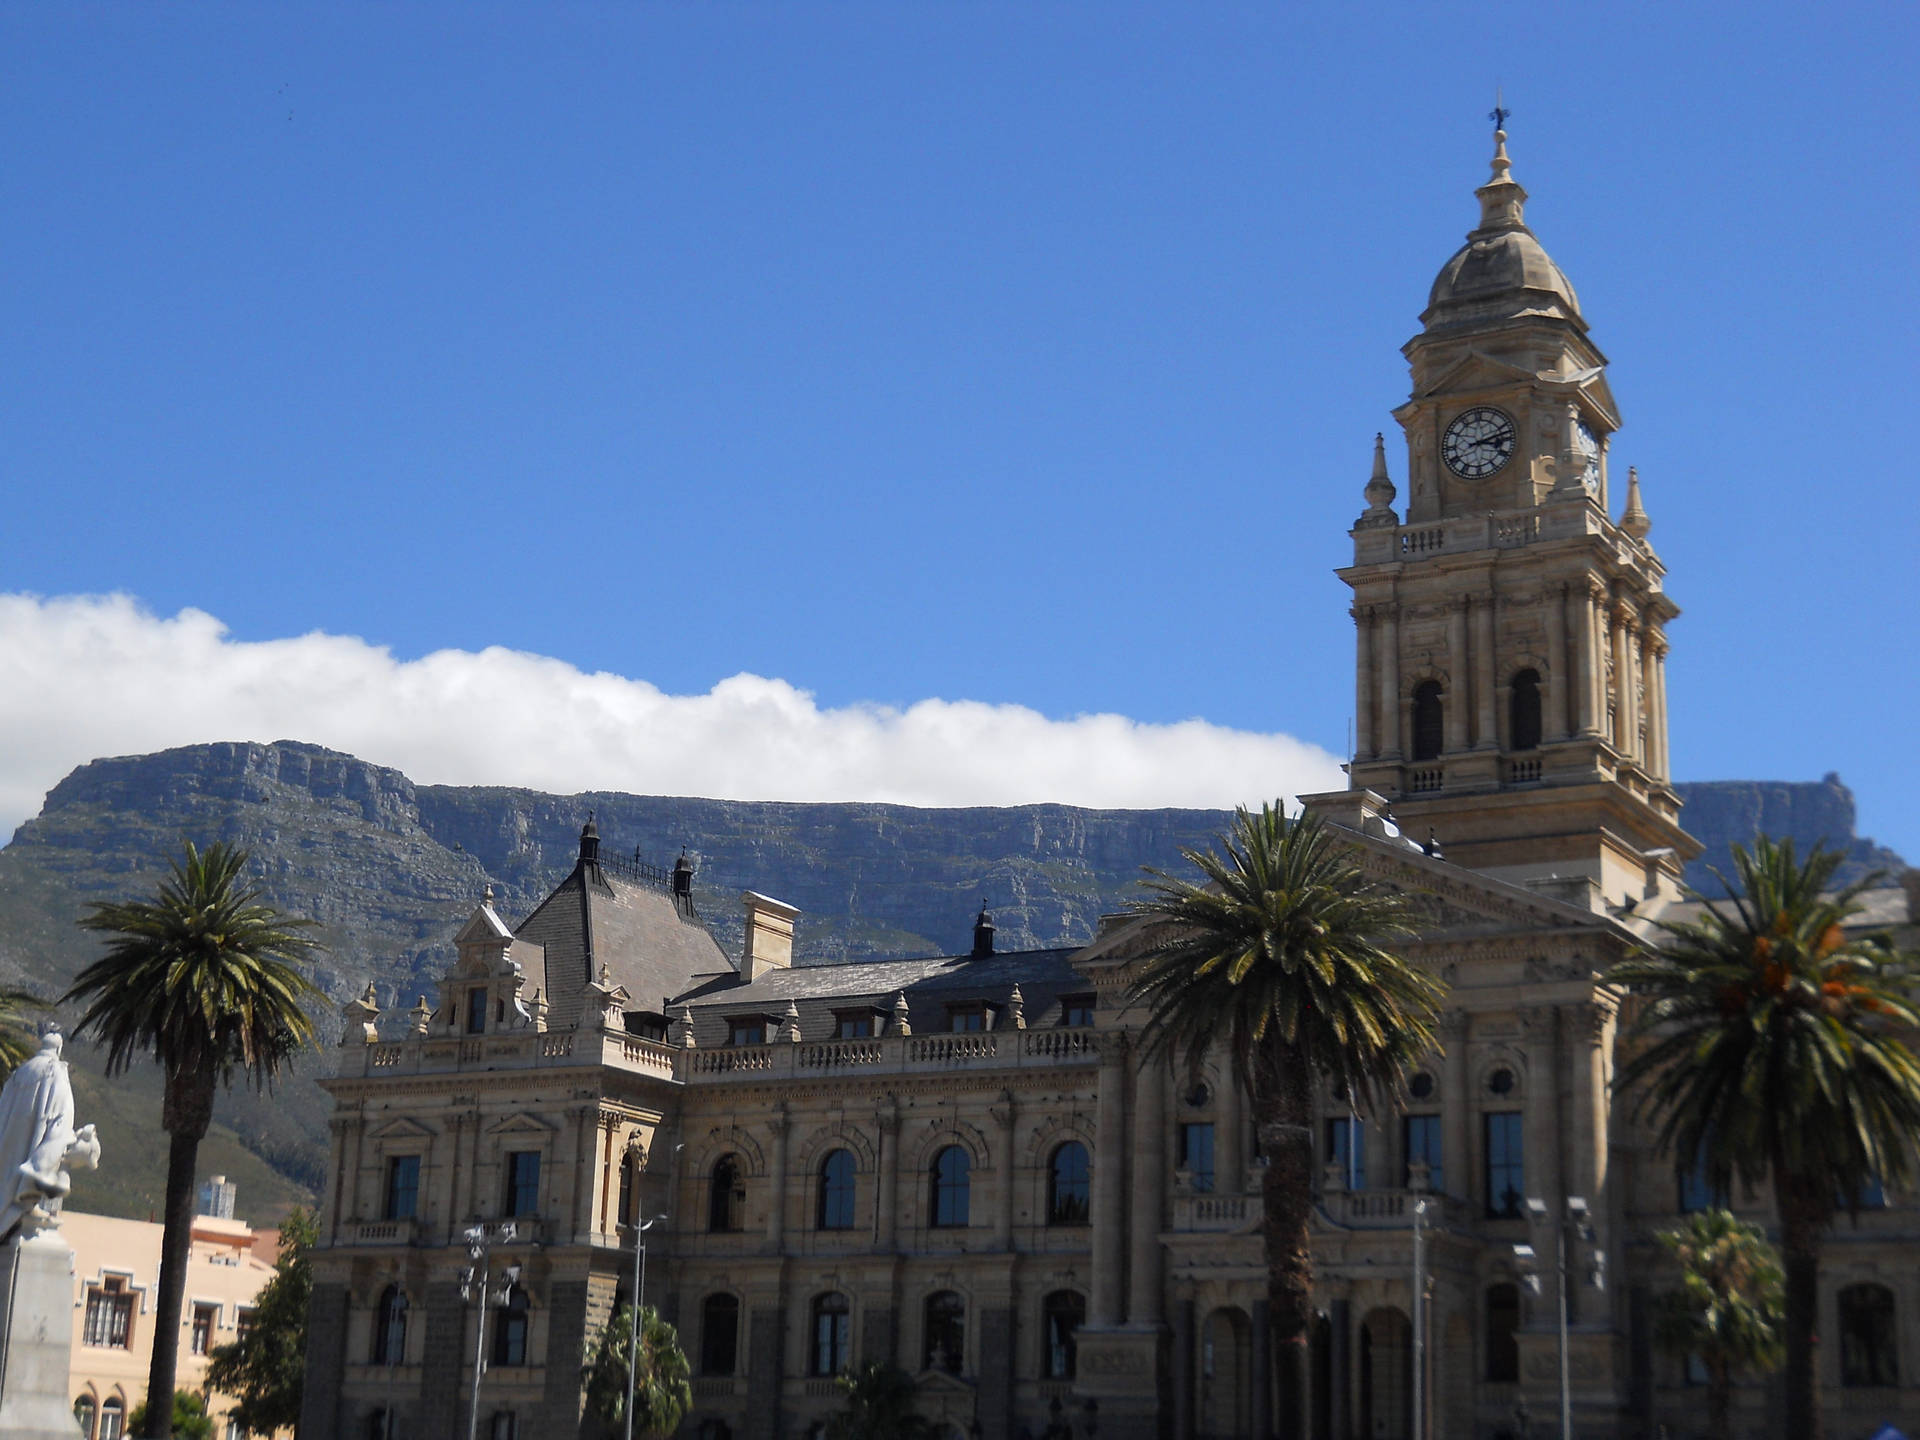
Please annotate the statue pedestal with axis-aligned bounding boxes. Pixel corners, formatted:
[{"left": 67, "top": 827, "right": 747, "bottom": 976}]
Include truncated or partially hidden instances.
[{"left": 0, "top": 1230, "right": 84, "bottom": 1439}]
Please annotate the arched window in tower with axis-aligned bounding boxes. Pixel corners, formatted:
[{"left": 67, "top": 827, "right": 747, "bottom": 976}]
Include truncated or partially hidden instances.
[
  {"left": 1047, "top": 1142, "right": 1090, "bottom": 1226},
  {"left": 370, "top": 1284, "right": 408, "bottom": 1366},
  {"left": 1411, "top": 682, "right": 1444, "bottom": 762},
  {"left": 929, "top": 1146, "right": 970, "bottom": 1228},
  {"left": 1509, "top": 669, "right": 1543, "bottom": 752},
  {"left": 818, "top": 1149, "right": 856, "bottom": 1230},
  {"left": 708, "top": 1155, "right": 745, "bottom": 1233},
  {"left": 700, "top": 1293, "right": 740, "bottom": 1375},
  {"left": 1839, "top": 1283, "right": 1898, "bottom": 1387}
]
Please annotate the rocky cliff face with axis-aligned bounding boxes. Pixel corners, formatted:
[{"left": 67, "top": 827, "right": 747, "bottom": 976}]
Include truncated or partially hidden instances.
[{"left": 1, "top": 740, "right": 1904, "bottom": 1217}]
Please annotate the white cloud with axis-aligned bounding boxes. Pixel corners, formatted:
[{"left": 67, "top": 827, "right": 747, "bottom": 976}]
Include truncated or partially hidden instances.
[{"left": 0, "top": 593, "right": 1346, "bottom": 835}]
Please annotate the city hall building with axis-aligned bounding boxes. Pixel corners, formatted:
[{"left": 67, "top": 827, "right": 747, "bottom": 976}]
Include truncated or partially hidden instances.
[{"left": 298, "top": 133, "right": 1917, "bottom": 1440}]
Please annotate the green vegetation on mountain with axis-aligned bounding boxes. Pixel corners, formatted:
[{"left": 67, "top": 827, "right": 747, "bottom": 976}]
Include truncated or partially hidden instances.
[{"left": 0, "top": 740, "right": 1904, "bottom": 1221}]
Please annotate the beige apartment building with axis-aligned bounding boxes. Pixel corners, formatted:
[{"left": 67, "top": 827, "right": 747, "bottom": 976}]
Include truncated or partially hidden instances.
[
  {"left": 65, "top": 1200, "right": 281, "bottom": 1440},
  {"left": 298, "top": 130, "right": 1918, "bottom": 1440}
]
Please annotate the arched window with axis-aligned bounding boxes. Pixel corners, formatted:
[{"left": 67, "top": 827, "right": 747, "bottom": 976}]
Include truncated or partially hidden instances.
[
  {"left": 1042, "top": 1290, "right": 1085, "bottom": 1379},
  {"left": 923, "top": 1291, "right": 965, "bottom": 1374},
  {"left": 818, "top": 1149, "right": 856, "bottom": 1230},
  {"left": 811, "top": 1292, "right": 851, "bottom": 1376},
  {"left": 492, "top": 1288, "right": 529, "bottom": 1366},
  {"left": 617, "top": 1149, "right": 637, "bottom": 1230},
  {"left": 1839, "top": 1283, "right": 1898, "bottom": 1387},
  {"left": 701, "top": 1293, "right": 740, "bottom": 1375},
  {"left": 1485, "top": 1283, "right": 1521, "bottom": 1383},
  {"left": 1047, "top": 1142, "right": 1090, "bottom": 1226},
  {"left": 371, "top": 1284, "right": 408, "bottom": 1365},
  {"left": 1411, "top": 681, "right": 1444, "bottom": 761},
  {"left": 73, "top": 1396, "right": 96, "bottom": 1440},
  {"left": 708, "top": 1155, "right": 745, "bottom": 1233},
  {"left": 929, "top": 1146, "right": 971, "bottom": 1228},
  {"left": 1509, "top": 669, "right": 1542, "bottom": 752},
  {"left": 99, "top": 1398, "right": 125, "bottom": 1440}
]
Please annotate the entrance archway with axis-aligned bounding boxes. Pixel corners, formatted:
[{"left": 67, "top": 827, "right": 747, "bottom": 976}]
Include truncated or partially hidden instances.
[
  {"left": 1199, "top": 1306, "right": 1253, "bottom": 1440},
  {"left": 1359, "top": 1307, "right": 1411, "bottom": 1440}
]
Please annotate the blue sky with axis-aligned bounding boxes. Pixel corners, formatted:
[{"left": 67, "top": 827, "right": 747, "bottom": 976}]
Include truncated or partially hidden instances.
[{"left": 2, "top": 3, "right": 1916, "bottom": 861}]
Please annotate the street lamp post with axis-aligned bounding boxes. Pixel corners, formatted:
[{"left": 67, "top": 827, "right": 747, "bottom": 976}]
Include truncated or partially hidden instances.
[
  {"left": 461, "top": 1222, "right": 521, "bottom": 1440},
  {"left": 625, "top": 1212, "right": 669, "bottom": 1440},
  {"left": 1512, "top": 1196, "right": 1604, "bottom": 1440},
  {"left": 1411, "top": 1197, "right": 1429, "bottom": 1440}
]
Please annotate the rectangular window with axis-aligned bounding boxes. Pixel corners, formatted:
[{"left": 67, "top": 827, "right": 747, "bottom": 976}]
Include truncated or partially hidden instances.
[
  {"left": 1326, "top": 1117, "right": 1365, "bottom": 1190},
  {"left": 833, "top": 1011, "right": 875, "bottom": 1039},
  {"left": 235, "top": 1307, "right": 256, "bottom": 1342},
  {"left": 190, "top": 1303, "right": 217, "bottom": 1356},
  {"left": 1179, "top": 1123, "right": 1216, "bottom": 1194},
  {"left": 1678, "top": 1150, "right": 1726, "bottom": 1213},
  {"left": 948, "top": 1006, "right": 988, "bottom": 1032},
  {"left": 728, "top": 1017, "right": 766, "bottom": 1047},
  {"left": 466, "top": 987, "right": 489, "bottom": 1035},
  {"left": 1060, "top": 997, "right": 1095, "bottom": 1028},
  {"left": 1484, "top": 1112, "right": 1525, "bottom": 1219},
  {"left": 1403, "top": 1114, "right": 1443, "bottom": 1194},
  {"left": 385, "top": 1154, "right": 421, "bottom": 1221},
  {"left": 83, "top": 1282, "right": 134, "bottom": 1349},
  {"left": 504, "top": 1151, "right": 541, "bottom": 1218}
]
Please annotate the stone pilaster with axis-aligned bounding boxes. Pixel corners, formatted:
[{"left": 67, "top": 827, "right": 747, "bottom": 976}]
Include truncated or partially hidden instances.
[
  {"left": 1126, "top": 1055, "right": 1165, "bottom": 1327},
  {"left": 875, "top": 1100, "right": 900, "bottom": 1253},
  {"left": 1546, "top": 581, "right": 1569, "bottom": 741},
  {"left": 767, "top": 1103, "right": 790, "bottom": 1250},
  {"left": 1440, "top": 1009, "right": 1470, "bottom": 1202},
  {"left": 1446, "top": 599, "right": 1470, "bottom": 752},
  {"left": 992, "top": 1090, "right": 1016, "bottom": 1250},
  {"left": 1473, "top": 590, "right": 1498, "bottom": 748},
  {"left": 298, "top": 1280, "right": 351, "bottom": 1440},
  {"left": 1377, "top": 602, "right": 1402, "bottom": 758},
  {"left": 1091, "top": 1037, "right": 1128, "bottom": 1326}
]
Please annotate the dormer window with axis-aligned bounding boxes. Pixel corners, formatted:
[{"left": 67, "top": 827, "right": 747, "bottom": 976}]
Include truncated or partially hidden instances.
[
  {"left": 832, "top": 1009, "right": 880, "bottom": 1040},
  {"left": 466, "top": 987, "right": 489, "bottom": 1036},
  {"left": 947, "top": 1005, "right": 993, "bottom": 1033},
  {"left": 727, "top": 1017, "right": 768, "bottom": 1047},
  {"left": 1060, "top": 996, "right": 1095, "bottom": 1028},
  {"left": 625, "top": 1012, "right": 669, "bottom": 1043}
]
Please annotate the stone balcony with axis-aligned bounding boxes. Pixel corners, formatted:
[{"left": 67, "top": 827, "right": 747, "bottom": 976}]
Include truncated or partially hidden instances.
[
  {"left": 337, "top": 1026, "right": 681, "bottom": 1082},
  {"left": 686, "top": 1026, "right": 1105, "bottom": 1082},
  {"left": 1317, "top": 1187, "right": 1473, "bottom": 1231}
]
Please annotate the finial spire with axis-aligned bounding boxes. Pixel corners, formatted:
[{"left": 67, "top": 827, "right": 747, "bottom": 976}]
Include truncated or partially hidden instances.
[
  {"left": 1358, "top": 432, "right": 1398, "bottom": 527},
  {"left": 1473, "top": 96, "right": 1527, "bottom": 234},
  {"left": 1489, "top": 88, "right": 1511, "bottom": 135},
  {"left": 1620, "top": 466, "right": 1651, "bottom": 539}
]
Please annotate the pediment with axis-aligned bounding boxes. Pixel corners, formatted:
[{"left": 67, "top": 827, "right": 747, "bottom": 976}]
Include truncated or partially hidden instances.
[
  {"left": 1411, "top": 349, "right": 1544, "bottom": 400},
  {"left": 455, "top": 903, "right": 514, "bottom": 947},
  {"left": 913, "top": 1369, "right": 976, "bottom": 1397},
  {"left": 484, "top": 1112, "right": 556, "bottom": 1138},
  {"left": 368, "top": 1117, "right": 436, "bottom": 1141}
]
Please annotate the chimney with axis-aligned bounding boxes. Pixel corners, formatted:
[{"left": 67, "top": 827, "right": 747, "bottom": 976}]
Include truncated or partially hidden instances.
[
  {"left": 972, "top": 904, "right": 995, "bottom": 958},
  {"left": 740, "top": 892, "right": 800, "bottom": 982}
]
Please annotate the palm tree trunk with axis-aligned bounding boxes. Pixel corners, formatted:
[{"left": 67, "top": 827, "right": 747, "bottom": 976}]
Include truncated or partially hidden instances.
[
  {"left": 145, "top": 1065, "right": 217, "bottom": 1440},
  {"left": 1254, "top": 1040, "right": 1316, "bottom": 1438},
  {"left": 1706, "top": 1356, "right": 1731, "bottom": 1440},
  {"left": 1773, "top": 1163, "right": 1827, "bottom": 1440}
]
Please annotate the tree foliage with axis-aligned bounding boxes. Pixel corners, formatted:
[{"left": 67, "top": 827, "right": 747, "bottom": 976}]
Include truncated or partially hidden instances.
[
  {"left": 66, "top": 839, "right": 324, "bottom": 1440},
  {"left": 1651, "top": 1208, "right": 1784, "bottom": 1440},
  {"left": 205, "top": 1206, "right": 318, "bottom": 1436},
  {"left": 1608, "top": 836, "right": 1920, "bottom": 1440},
  {"left": 127, "top": 1391, "right": 212, "bottom": 1440},
  {"left": 583, "top": 1303, "right": 692, "bottom": 1437},
  {"left": 1125, "top": 807, "right": 1441, "bottom": 1379},
  {"left": 0, "top": 988, "right": 44, "bottom": 1081},
  {"left": 823, "top": 1360, "right": 936, "bottom": 1440}
]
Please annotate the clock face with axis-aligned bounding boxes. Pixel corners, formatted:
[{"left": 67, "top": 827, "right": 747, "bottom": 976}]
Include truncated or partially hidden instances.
[
  {"left": 1442, "top": 406, "right": 1517, "bottom": 479},
  {"left": 1574, "top": 420, "right": 1601, "bottom": 490}
]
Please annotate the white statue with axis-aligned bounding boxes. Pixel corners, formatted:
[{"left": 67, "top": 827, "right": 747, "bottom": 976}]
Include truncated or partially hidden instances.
[{"left": 0, "top": 1030, "right": 100, "bottom": 1242}]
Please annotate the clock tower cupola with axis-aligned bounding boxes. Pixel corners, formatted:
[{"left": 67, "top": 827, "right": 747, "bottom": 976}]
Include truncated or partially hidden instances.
[{"left": 1329, "top": 125, "right": 1699, "bottom": 907}]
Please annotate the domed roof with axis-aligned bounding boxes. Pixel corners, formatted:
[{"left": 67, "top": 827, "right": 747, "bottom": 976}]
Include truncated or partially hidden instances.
[{"left": 1421, "top": 131, "right": 1584, "bottom": 334}]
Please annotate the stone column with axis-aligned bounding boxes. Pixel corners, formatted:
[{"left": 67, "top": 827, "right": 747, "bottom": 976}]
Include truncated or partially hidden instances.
[
  {"left": 1522, "top": 1008, "right": 1565, "bottom": 1316},
  {"left": 875, "top": 1101, "right": 900, "bottom": 1252},
  {"left": 1377, "top": 603, "right": 1402, "bottom": 759},
  {"left": 767, "top": 1103, "right": 790, "bottom": 1249},
  {"left": 992, "top": 1091, "right": 1016, "bottom": 1250},
  {"left": 1568, "top": 1000, "right": 1614, "bottom": 1248},
  {"left": 1546, "top": 583, "right": 1569, "bottom": 741},
  {"left": 1610, "top": 597, "right": 1633, "bottom": 755},
  {"left": 1091, "top": 1037, "right": 1129, "bottom": 1326},
  {"left": 1473, "top": 591, "right": 1498, "bottom": 748},
  {"left": 1127, "top": 1053, "right": 1166, "bottom": 1326},
  {"left": 1216, "top": 1063, "right": 1244, "bottom": 1198},
  {"left": 1327, "top": 1296, "right": 1351, "bottom": 1440},
  {"left": 1625, "top": 620, "right": 1644, "bottom": 764},
  {"left": 1440, "top": 1010, "right": 1470, "bottom": 1202},
  {"left": 1353, "top": 607, "right": 1374, "bottom": 759},
  {"left": 1445, "top": 600, "right": 1470, "bottom": 752},
  {"left": 323, "top": 1117, "right": 350, "bottom": 1244},
  {"left": 1653, "top": 637, "right": 1672, "bottom": 778},
  {"left": 1571, "top": 583, "right": 1601, "bottom": 738},
  {"left": 1641, "top": 628, "right": 1664, "bottom": 778},
  {"left": 1172, "top": 1296, "right": 1196, "bottom": 1440}
]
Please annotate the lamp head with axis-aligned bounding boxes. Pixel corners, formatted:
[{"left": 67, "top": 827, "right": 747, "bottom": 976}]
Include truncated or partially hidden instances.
[{"left": 1525, "top": 1196, "right": 1549, "bottom": 1222}]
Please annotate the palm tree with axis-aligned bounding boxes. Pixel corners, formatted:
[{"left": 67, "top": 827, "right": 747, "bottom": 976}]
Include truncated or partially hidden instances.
[
  {"left": 1651, "top": 1208, "right": 1784, "bottom": 1440},
  {"left": 824, "top": 1361, "right": 936, "bottom": 1440},
  {"left": 1125, "top": 804, "right": 1442, "bottom": 1423},
  {"left": 0, "top": 988, "right": 46, "bottom": 1080},
  {"left": 65, "top": 841, "right": 322, "bottom": 1440},
  {"left": 582, "top": 1304, "right": 692, "bottom": 1437},
  {"left": 1608, "top": 836, "right": 1920, "bottom": 1440}
]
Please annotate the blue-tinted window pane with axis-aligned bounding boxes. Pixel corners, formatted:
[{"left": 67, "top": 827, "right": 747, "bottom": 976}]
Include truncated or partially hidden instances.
[
  {"left": 819, "top": 1150, "right": 856, "bottom": 1230},
  {"left": 811, "top": 1293, "right": 850, "bottom": 1375},
  {"left": 505, "top": 1152, "right": 541, "bottom": 1218},
  {"left": 1048, "top": 1143, "right": 1090, "bottom": 1226},
  {"left": 931, "top": 1146, "right": 970, "bottom": 1228},
  {"left": 385, "top": 1155, "right": 420, "bottom": 1220},
  {"left": 1326, "top": 1118, "right": 1365, "bottom": 1190},
  {"left": 1179, "top": 1123, "right": 1216, "bottom": 1193},
  {"left": 1484, "top": 1112, "right": 1524, "bottom": 1219},
  {"left": 1679, "top": 1149, "right": 1726, "bottom": 1213},
  {"left": 466, "top": 987, "right": 488, "bottom": 1035},
  {"left": 1403, "top": 1115, "right": 1443, "bottom": 1194}
]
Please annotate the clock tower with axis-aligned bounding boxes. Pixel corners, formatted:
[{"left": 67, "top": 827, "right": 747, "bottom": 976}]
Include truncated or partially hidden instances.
[{"left": 1335, "top": 127, "right": 1699, "bottom": 905}]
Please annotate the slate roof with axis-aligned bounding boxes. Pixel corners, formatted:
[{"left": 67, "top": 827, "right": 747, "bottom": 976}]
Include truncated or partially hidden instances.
[
  {"left": 672, "top": 946, "right": 1087, "bottom": 1047},
  {"left": 515, "top": 849, "right": 730, "bottom": 1030}
]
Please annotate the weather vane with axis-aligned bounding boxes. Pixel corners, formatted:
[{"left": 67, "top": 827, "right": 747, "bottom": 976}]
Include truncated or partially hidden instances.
[{"left": 1489, "top": 87, "right": 1511, "bottom": 133}]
